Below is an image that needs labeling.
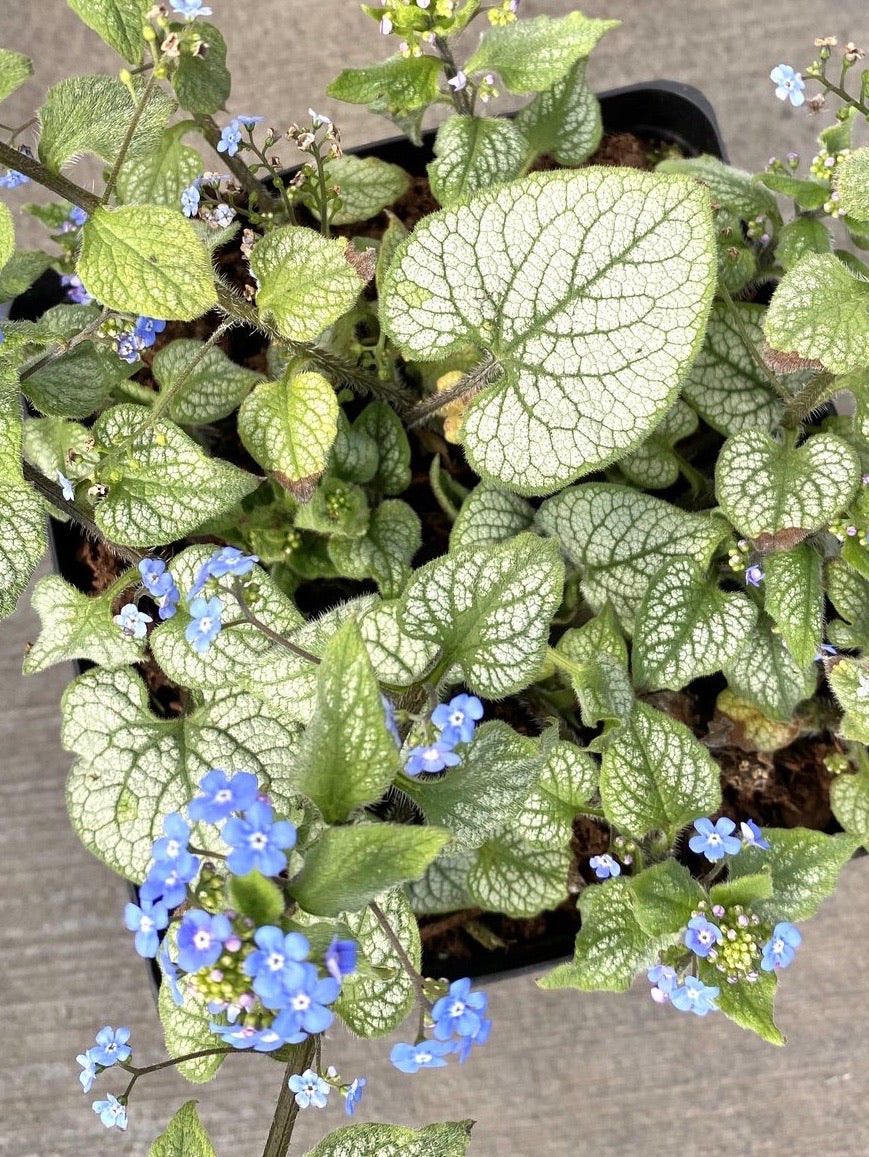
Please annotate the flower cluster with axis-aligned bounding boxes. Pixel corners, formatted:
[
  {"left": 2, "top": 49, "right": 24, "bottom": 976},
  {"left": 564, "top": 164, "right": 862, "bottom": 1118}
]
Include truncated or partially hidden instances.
[
  {"left": 391, "top": 977, "right": 491, "bottom": 1072},
  {"left": 373, "top": 0, "right": 466, "bottom": 56},
  {"left": 116, "top": 315, "right": 166, "bottom": 363},
  {"left": 138, "top": 557, "right": 181, "bottom": 620},
  {"left": 688, "top": 815, "right": 770, "bottom": 862},
  {"left": 404, "top": 693, "right": 483, "bottom": 777},
  {"left": 286, "top": 1067, "right": 367, "bottom": 1115},
  {"left": 217, "top": 114, "right": 263, "bottom": 158},
  {"left": 184, "top": 546, "right": 259, "bottom": 653},
  {"left": 76, "top": 1027, "right": 132, "bottom": 1129}
]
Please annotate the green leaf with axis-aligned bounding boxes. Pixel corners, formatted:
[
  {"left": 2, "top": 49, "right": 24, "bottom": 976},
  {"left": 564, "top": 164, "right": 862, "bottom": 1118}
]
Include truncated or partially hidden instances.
[
  {"left": 764, "top": 254, "right": 869, "bottom": 374},
  {"left": 534, "top": 735, "right": 598, "bottom": 818},
  {"left": 294, "top": 477, "right": 369, "bottom": 540},
  {"left": 450, "top": 482, "right": 534, "bottom": 551},
  {"left": 78, "top": 205, "right": 217, "bottom": 320},
  {"left": 153, "top": 338, "right": 263, "bottom": 425},
  {"left": 557, "top": 602, "right": 627, "bottom": 667},
  {"left": 21, "top": 416, "right": 93, "bottom": 483},
  {"left": 757, "top": 171, "right": 828, "bottom": 210},
  {"left": 383, "top": 168, "right": 715, "bottom": 495},
  {"left": 709, "top": 871, "right": 773, "bottom": 909},
  {"left": 250, "top": 226, "right": 365, "bottom": 342},
  {"left": 0, "top": 481, "right": 46, "bottom": 619},
  {"left": 296, "top": 620, "right": 401, "bottom": 823},
  {"left": 0, "top": 47, "right": 32, "bottom": 101},
  {"left": 567, "top": 653, "right": 635, "bottom": 734},
  {"left": 157, "top": 971, "right": 225, "bottom": 1083},
  {"left": 92, "top": 404, "right": 257, "bottom": 546},
  {"left": 515, "top": 58, "right": 601, "bottom": 166},
  {"left": 328, "top": 54, "right": 443, "bottom": 117},
  {"left": 311, "top": 155, "right": 409, "bottom": 225},
  {"left": 66, "top": 0, "right": 147, "bottom": 62},
  {"left": 699, "top": 963, "right": 783, "bottom": 1045},
  {"left": 830, "top": 767, "right": 869, "bottom": 850},
  {"left": 617, "top": 399, "right": 698, "bottom": 490},
  {"left": 467, "top": 831, "right": 569, "bottom": 917},
  {"left": 629, "top": 859, "right": 705, "bottom": 936},
  {"left": 402, "top": 720, "right": 541, "bottom": 848},
  {"left": 227, "top": 870, "right": 284, "bottom": 927},
  {"left": 715, "top": 430, "right": 860, "bottom": 541},
  {"left": 399, "top": 534, "right": 563, "bottom": 697},
  {"left": 352, "top": 402, "right": 411, "bottom": 495},
  {"left": 38, "top": 74, "right": 174, "bottom": 172},
  {"left": 117, "top": 120, "right": 203, "bottom": 207},
  {"left": 0, "top": 201, "right": 13, "bottom": 274},
  {"left": 23, "top": 574, "right": 143, "bottom": 674},
  {"left": 24, "top": 342, "right": 137, "bottom": 418},
  {"left": 62, "top": 666, "right": 300, "bottom": 879},
  {"left": 723, "top": 613, "right": 815, "bottom": 721},
  {"left": 407, "top": 848, "right": 476, "bottom": 915},
  {"left": 829, "top": 657, "right": 869, "bottom": 744},
  {"left": 775, "top": 216, "right": 832, "bottom": 272},
  {"left": 600, "top": 703, "right": 721, "bottom": 839},
  {"left": 465, "top": 12, "right": 618, "bottom": 94},
  {"left": 657, "top": 154, "right": 779, "bottom": 222},
  {"left": 303, "top": 1120, "right": 473, "bottom": 1157},
  {"left": 763, "top": 545, "right": 823, "bottom": 667},
  {"left": 334, "top": 889, "right": 421, "bottom": 1037},
  {"left": 172, "top": 22, "right": 230, "bottom": 114},
  {"left": 827, "top": 557, "right": 869, "bottom": 650},
  {"left": 329, "top": 499, "right": 420, "bottom": 598},
  {"left": 729, "top": 828, "right": 860, "bottom": 922},
  {"left": 149, "top": 1101, "right": 218, "bottom": 1157},
  {"left": 428, "top": 116, "right": 528, "bottom": 208},
  {"left": 712, "top": 688, "right": 801, "bottom": 753},
  {"left": 0, "top": 250, "right": 52, "bottom": 303},
  {"left": 632, "top": 558, "right": 757, "bottom": 690},
  {"left": 539, "top": 878, "right": 657, "bottom": 992},
  {"left": 239, "top": 369, "right": 338, "bottom": 491},
  {"left": 835, "top": 147, "right": 869, "bottom": 222},
  {"left": 290, "top": 824, "right": 450, "bottom": 916},
  {"left": 536, "top": 482, "right": 728, "bottom": 630},
  {"left": 331, "top": 410, "right": 378, "bottom": 485}
]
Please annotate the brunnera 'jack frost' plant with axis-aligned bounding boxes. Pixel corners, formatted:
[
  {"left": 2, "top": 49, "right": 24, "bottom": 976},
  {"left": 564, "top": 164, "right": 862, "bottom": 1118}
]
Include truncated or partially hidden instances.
[{"left": 1, "top": 0, "right": 869, "bottom": 1151}]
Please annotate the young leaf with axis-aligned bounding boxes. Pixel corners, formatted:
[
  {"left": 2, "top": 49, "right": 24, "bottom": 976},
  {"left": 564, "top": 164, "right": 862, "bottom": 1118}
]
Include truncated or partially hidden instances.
[
  {"left": 450, "top": 483, "right": 534, "bottom": 551},
  {"left": 539, "top": 878, "right": 658, "bottom": 992},
  {"left": 774, "top": 216, "right": 832, "bottom": 271},
  {"left": 568, "top": 654, "right": 635, "bottom": 734},
  {"left": 0, "top": 46, "right": 32, "bottom": 101},
  {"left": 92, "top": 405, "right": 257, "bottom": 546},
  {"left": 557, "top": 602, "right": 627, "bottom": 667},
  {"left": 296, "top": 620, "right": 402, "bottom": 823},
  {"left": 830, "top": 767, "right": 869, "bottom": 850},
  {"left": 398, "top": 534, "right": 564, "bottom": 697},
  {"left": 722, "top": 614, "right": 815, "bottom": 721},
  {"left": 172, "top": 22, "right": 230, "bottom": 114},
  {"left": 250, "top": 226, "right": 365, "bottom": 342},
  {"left": 21, "top": 417, "right": 93, "bottom": 483},
  {"left": 618, "top": 399, "right": 698, "bottom": 490},
  {"left": 352, "top": 402, "right": 412, "bottom": 495},
  {"left": 826, "top": 557, "right": 869, "bottom": 650},
  {"left": 600, "top": 703, "right": 721, "bottom": 839},
  {"left": 157, "top": 973, "right": 226, "bottom": 1083},
  {"left": 709, "top": 872, "right": 773, "bottom": 909},
  {"left": 428, "top": 116, "right": 528, "bottom": 208},
  {"left": 117, "top": 121, "right": 203, "bottom": 208},
  {"left": 764, "top": 254, "right": 869, "bottom": 373},
  {"left": 632, "top": 558, "right": 758, "bottom": 691},
  {"left": 328, "top": 499, "right": 421, "bottom": 598},
  {"left": 149, "top": 1100, "right": 218, "bottom": 1157},
  {"left": 78, "top": 206, "right": 217, "bottom": 320},
  {"left": 828, "top": 658, "right": 869, "bottom": 744},
  {"left": 657, "top": 154, "right": 779, "bottom": 222},
  {"left": 715, "top": 430, "right": 860, "bottom": 541},
  {"left": 294, "top": 477, "right": 369, "bottom": 539},
  {"left": 289, "top": 824, "right": 450, "bottom": 916},
  {"left": 515, "top": 58, "right": 601, "bottom": 166},
  {"left": 239, "top": 369, "right": 338, "bottom": 490},
  {"left": 756, "top": 171, "right": 828, "bottom": 209},
  {"left": 629, "top": 859, "right": 705, "bottom": 937},
  {"left": 0, "top": 481, "right": 46, "bottom": 620},
  {"left": 699, "top": 963, "right": 783, "bottom": 1045},
  {"left": 23, "top": 574, "right": 144, "bottom": 674},
  {"left": 331, "top": 410, "right": 378, "bottom": 485},
  {"left": 310, "top": 155, "right": 409, "bottom": 225},
  {"left": 228, "top": 870, "right": 284, "bottom": 927},
  {"left": 382, "top": 168, "right": 715, "bottom": 495},
  {"left": 302, "top": 1120, "right": 473, "bottom": 1157},
  {"left": 327, "top": 54, "right": 443, "bottom": 117},
  {"left": 467, "top": 831, "right": 570, "bottom": 917},
  {"left": 763, "top": 545, "right": 823, "bottom": 667},
  {"left": 152, "top": 338, "right": 263, "bottom": 425},
  {"left": 536, "top": 483, "right": 728, "bottom": 629},
  {"left": 465, "top": 12, "right": 618, "bottom": 93}
]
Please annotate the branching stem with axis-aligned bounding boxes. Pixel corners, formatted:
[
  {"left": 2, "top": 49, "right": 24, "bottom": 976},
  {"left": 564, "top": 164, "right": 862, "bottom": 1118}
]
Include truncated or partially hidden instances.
[
  {"left": 0, "top": 140, "right": 100, "bottom": 213},
  {"left": 369, "top": 899, "right": 429, "bottom": 1008},
  {"left": 103, "top": 70, "right": 158, "bottom": 204}
]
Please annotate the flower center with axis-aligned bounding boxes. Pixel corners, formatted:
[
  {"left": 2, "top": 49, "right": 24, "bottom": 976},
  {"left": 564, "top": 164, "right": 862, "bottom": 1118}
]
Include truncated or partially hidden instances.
[
  {"left": 215, "top": 789, "right": 232, "bottom": 804},
  {"left": 166, "top": 839, "right": 180, "bottom": 857},
  {"left": 199, "top": 616, "right": 213, "bottom": 632},
  {"left": 423, "top": 747, "right": 440, "bottom": 762},
  {"left": 415, "top": 1051, "right": 432, "bottom": 1064},
  {"left": 449, "top": 999, "right": 466, "bottom": 1018},
  {"left": 708, "top": 833, "right": 722, "bottom": 846},
  {"left": 140, "top": 916, "right": 154, "bottom": 932},
  {"left": 448, "top": 709, "right": 465, "bottom": 727},
  {"left": 193, "top": 930, "right": 213, "bottom": 950},
  {"left": 773, "top": 938, "right": 785, "bottom": 954},
  {"left": 291, "top": 992, "right": 311, "bottom": 1011},
  {"left": 267, "top": 952, "right": 285, "bottom": 972},
  {"left": 249, "top": 831, "right": 268, "bottom": 850}
]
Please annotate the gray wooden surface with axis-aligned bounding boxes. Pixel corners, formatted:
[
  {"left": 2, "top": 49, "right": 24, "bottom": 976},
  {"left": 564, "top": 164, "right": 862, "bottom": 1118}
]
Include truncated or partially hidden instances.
[{"left": 2, "top": 1, "right": 869, "bottom": 1153}]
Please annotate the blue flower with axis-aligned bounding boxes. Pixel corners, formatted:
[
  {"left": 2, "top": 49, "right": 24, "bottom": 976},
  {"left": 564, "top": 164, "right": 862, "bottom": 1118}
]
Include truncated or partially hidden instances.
[
  {"left": 389, "top": 1040, "right": 452, "bottom": 1073},
  {"left": 140, "top": 852, "right": 198, "bottom": 907},
  {"left": 761, "top": 922, "right": 802, "bottom": 971},
  {"left": 209, "top": 1022, "right": 285, "bottom": 1051},
  {"left": 745, "top": 564, "right": 764, "bottom": 587},
  {"left": 344, "top": 1076, "right": 366, "bottom": 1115},
  {"left": 740, "top": 819, "right": 770, "bottom": 850},
  {"left": 243, "top": 927, "right": 310, "bottom": 1007},
  {"left": 90, "top": 1026, "right": 131, "bottom": 1067},
  {"left": 137, "top": 557, "right": 180, "bottom": 620},
  {"left": 684, "top": 915, "right": 723, "bottom": 958},
  {"left": 688, "top": 817, "right": 742, "bottom": 862},
  {"left": 185, "top": 595, "right": 224, "bottom": 653},
  {"left": 181, "top": 180, "right": 202, "bottom": 217},
  {"left": 133, "top": 316, "right": 166, "bottom": 349},
  {"left": 113, "top": 603, "right": 152, "bottom": 639},
  {"left": 170, "top": 0, "right": 212, "bottom": 17},
  {"left": 814, "top": 643, "right": 837, "bottom": 661},
  {"left": 116, "top": 332, "right": 141, "bottom": 363},
  {"left": 0, "top": 168, "right": 28, "bottom": 187},
  {"left": 288, "top": 1069, "right": 331, "bottom": 1109},
  {"left": 589, "top": 854, "right": 620, "bottom": 879},
  {"left": 324, "top": 937, "right": 357, "bottom": 983},
  {"left": 60, "top": 274, "right": 93, "bottom": 304},
  {"left": 217, "top": 120, "right": 243, "bottom": 157},
  {"left": 647, "top": 964, "right": 678, "bottom": 1003},
  {"left": 404, "top": 740, "right": 461, "bottom": 777},
  {"left": 452, "top": 1015, "right": 491, "bottom": 1063},
  {"left": 152, "top": 812, "right": 193, "bottom": 865},
  {"left": 670, "top": 976, "right": 719, "bottom": 1016},
  {"left": 431, "top": 693, "right": 484, "bottom": 745},
  {"left": 93, "top": 1093, "right": 128, "bottom": 1130},
  {"left": 65, "top": 206, "right": 88, "bottom": 229},
  {"left": 176, "top": 909, "right": 233, "bottom": 973},
  {"left": 770, "top": 64, "right": 806, "bottom": 107},
  {"left": 124, "top": 899, "right": 169, "bottom": 958},
  {"left": 223, "top": 800, "right": 296, "bottom": 877},
  {"left": 270, "top": 964, "right": 341, "bottom": 1039},
  {"left": 237, "top": 114, "right": 264, "bottom": 128},
  {"left": 158, "top": 943, "right": 185, "bottom": 1006},
  {"left": 212, "top": 203, "right": 236, "bottom": 227},
  {"left": 76, "top": 1049, "right": 99, "bottom": 1093},
  {"left": 188, "top": 547, "right": 259, "bottom": 599},
  {"left": 431, "top": 977, "right": 488, "bottom": 1044},
  {"left": 189, "top": 768, "right": 259, "bottom": 823},
  {"left": 57, "top": 471, "right": 75, "bottom": 501},
  {"left": 382, "top": 695, "right": 402, "bottom": 746}
]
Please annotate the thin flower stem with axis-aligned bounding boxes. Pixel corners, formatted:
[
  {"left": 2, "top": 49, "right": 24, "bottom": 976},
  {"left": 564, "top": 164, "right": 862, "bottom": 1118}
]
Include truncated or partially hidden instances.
[
  {"left": 313, "top": 149, "right": 332, "bottom": 238},
  {"left": 222, "top": 584, "right": 321, "bottom": 666},
  {"left": 194, "top": 113, "right": 279, "bottom": 208},
  {"left": 18, "top": 309, "right": 113, "bottom": 383},
  {"left": 188, "top": 845, "right": 226, "bottom": 859},
  {"left": 261, "top": 1038, "right": 318, "bottom": 1157},
  {"left": 812, "top": 70, "right": 869, "bottom": 117},
  {"left": 368, "top": 899, "right": 429, "bottom": 1008},
  {"left": 0, "top": 140, "right": 100, "bottom": 213},
  {"left": 103, "top": 70, "right": 159, "bottom": 204},
  {"left": 244, "top": 136, "right": 296, "bottom": 224},
  {"left": 434, "top": 36, "right": 472, "bottom": 115},
  {"left": 118, "top": 1046, "right": 236, "bottom": 1098}
]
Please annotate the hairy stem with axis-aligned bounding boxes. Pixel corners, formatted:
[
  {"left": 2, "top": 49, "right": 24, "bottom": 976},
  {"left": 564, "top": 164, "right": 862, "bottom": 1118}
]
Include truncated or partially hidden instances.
[
  {"left": 406, "top": 352, "right": 501, "bottom": 428},
  {"left": 118, "top": 1047, "right": 235, "bottom": 1099},
  {"left": 0, "top": 140, "right": 100, "bottom": 213},
  {"left": 222, "top": 584, "right": 321, "bottom": 666},
  {"left": 103, "top": 70, "right": 158, "bottom": 204},
  {"left": 434, "top": 36, "right": 472, "bottom": 114},
  {"left": 18, "top": 309, "right": 113, "bottom": 383},
  {"left": 369, "top": 899, "right": 429, "bottom": 1008},
  {"left": 261, "top": 1038, "right": 317, "bottom": 1157},
  {"left": 780, "top": 372, "right": 836, "bottom": 429}
]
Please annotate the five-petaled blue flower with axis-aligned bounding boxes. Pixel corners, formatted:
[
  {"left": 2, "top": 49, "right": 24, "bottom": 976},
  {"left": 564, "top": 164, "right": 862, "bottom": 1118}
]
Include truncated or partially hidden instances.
[
  {"left": 113, "top": 603, "right": 152, "bottom": 639},
  {"left": 223, "top": 800, "right": 296, "bottom": 877},
  {"left": 176, "top": 908, "right": 233, "bottom": 973},
  {"left": 324, "top": 937, "right": 357, "bottom": 983},
  {"left": 185, "top": 595, "right": 224, "bottom": 653},
  {"left": 138, "top": 557, "right": 180, "bottom": 620},
  {"left": 770, "top": 64, "right": 806, "bottom": 107},
  {"left": 170, "top": 0, "right": 212, "bottom": 18},
  {"left": 647, "top": 963, "right": 678, "bottom": 1003},
  {"left": 237, "top": 114, "right": 265, "bottom": 128},
  {"left": 151, "top": 812, "right": 193, "bottom": 866},
  {"left": 431, "top": 977, "right": 488, "bottom": 1045},
  {"left": 158, "top": 943, "right": 185, "bottom": 1006},
  {"left": 60, "top": 274, "right": 93, "bottom": 305},
  {"left": 93, "top": 1093, "right": 128, "bottom": 1130},
  {"left": 124, "top": 898, "right": 169, "bottom": 958},
  {"left": 589, "top": 853, "right": 620, "bottom": 880},
  {"left": 116, "top": 332, "right": 141, "bottom": 363},
  {"left": 57, "top": 471, "right": 75, "bottom": 502},
  {"left": 745, "top": 564, "right": 764, "bottom": 588},
  {"left": 404, "top": 741, "right": 461, "bottom": 777},
  {"left": 90, "top": 1026, "right": 131, "bottom": 1067},
  {"left": 389, "top": 1039, "right": 452, "bottom": 1073},
  {"left": 243, "top": 927, "right": 310, "bottom": 1007},
  {"left": 217, "top": 120, "right": 243, "bottom": 157},
  {"left": 181, "top": 179, "right": 202, "bottom": 217},
  {"left": 188, "top": 547, "right": 259, "bottom": 600},
  {"left": 344, "top": 1076, "right": 366, "bottom": 1115},
  {"left": 209, "top": 1022, "right": 285, "bottom": 1051},
  {"left": 140, "top": 844, "right": 199, "bottom": 907},
  {"left": 76, "top": 1049, "right": 99, "bottom": 1093},
  {"left": 432, "top": 693, "right": 484, "bottom": 745},
  {"left": 0, "top": 168, "right": 28, "bottom": 187},
  {"left": 452, "top": 1015, "right": 491, "bottom": 1063},
  {"left": 684, "top": 915, "right": 723, "bottom": 958},
  {"left": 288, "top": 1069, "right": 331, "bottom": 1109},
  {"left": 211, "top": 203, "right": 236, "bottom": 228},
  {"left": 740, "top": 819, "right": 771, "bottom": 850},
  {"left": 761, "top": 922, "right": 802, "bottom": 971},
  {"left": 270, "top": 964, "right": 341, "bottom": 1040},
  {"left": 133, "top": 316, "right": 166, "bottom": 348},
  {"left": 670, "top": 976, "right": 719, "bottom": 1016},
  {"left": 189, "top": 768, "right": 259, "bottom": 823},
  {"left": 688, "top": 817, "right": 742, "bottom": 862}
]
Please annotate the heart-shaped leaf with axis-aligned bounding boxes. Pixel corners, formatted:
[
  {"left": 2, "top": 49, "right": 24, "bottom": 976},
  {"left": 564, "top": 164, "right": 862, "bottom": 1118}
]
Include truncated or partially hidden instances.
[
  {"left": 763, "top": 544, "right": 823, "bottom": 667},
  {"left": 723, "top": 613, "right": 815, "bottom": 721},
  {"left": 428, "top": 116, "right": 527, "bottom": 208},
  {"left": 23, "top": 574, "right": 144, "bottom": 674},
  {"left": 239, "top": 369, "right": 338, "bottom": 489},
  {"left": 515, "top": 58, "right": 601, "bottom": 166}
]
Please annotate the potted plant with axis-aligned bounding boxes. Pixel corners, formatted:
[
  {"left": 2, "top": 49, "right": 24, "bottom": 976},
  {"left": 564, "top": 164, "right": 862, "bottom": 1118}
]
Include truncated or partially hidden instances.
[{"left": 2, "top": 1, "right": 869, "bottom": 1151}]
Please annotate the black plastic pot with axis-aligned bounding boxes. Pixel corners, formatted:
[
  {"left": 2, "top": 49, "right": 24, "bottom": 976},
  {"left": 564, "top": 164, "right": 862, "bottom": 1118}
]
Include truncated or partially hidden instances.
[{"left": 18, "top": 81, "right": 726, "bottom": 990}]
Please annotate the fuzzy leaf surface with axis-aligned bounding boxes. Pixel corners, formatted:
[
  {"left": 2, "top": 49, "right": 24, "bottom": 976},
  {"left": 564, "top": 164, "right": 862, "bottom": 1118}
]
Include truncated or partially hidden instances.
[
  {"left": 352, "top": 402, "right": 411, "bottom": 495},
  {"left": 66, "top": 0, "right": 148, "bottom": 63},
  {"left": 467, "top": 831, "right": 569, "bottom": 918},
  {"left": 328, "top": 499, "right": 420, "bottom": 598},
  {"left": 239, "top": 369, "right": 337, "bottom": 487},
  {"left": 763, "top": 545, "right": 823, "bottom": 667},
  {"left": 729, "top": 828, "right": 860, "bottom": 922},
  {"left": 827, "top": 558, "right": 869, "bottom": 650},
  {"left": 630, "top": 859, "right": 705, "bottom": 937},
  {"left": 116, "top": 121, "right": 203, "bottom": 207},
  {"left": 149, "top": 1101, "right": 218, "bottom": 1157},
  {"left": 0, "top": 202, "right": 13, "bottom": 273},
  {"left": 24, "top": 574, "right": 143, "bottom": 674},
  {"left": 0, "top": 482, "right": 46, "bottom": 620},
  {"left": 157, "top": 973, "right": 225, "bottom": 1083},
  {"left": 515, "top": 58, "right": 600, "bottom": 165},
  {"left": 836, "top": 147, "right": 869, "bottom": 222},
  {"left": 172, "top": 22, "right": 230, "bottom": 114},
  {"left": 0, "top": 47, "right": 32, "bottom": 101},
  {"left": 428, "top": 116, "right": 527, "bottom": 208},
  {"left": 313, "top": 155, "right": 409, "bottom": 225},
  {"left": 831, "top": 768, "right": 869, "bottom": 850},
  {"left": 829, "top": 658, "right": 869, "bottom": 744},
  {"left": 618, "top": 399, "right": 697, "bottom": 490},
  {"left": 657, "top": 154, "right": 779, "bottom": 221},
  {"left": 450, "top": 483, "right": 534, "bottom": 550},
  {"left": 25, "top": 343, "right": 136, "bottom": 418},
  {"left": 328, "top": 54, "right": 443, "bottom": 117},
  {"left": 303, "top": 1120, "right": 473, "bottom": 1157},
  {"left": 153, "top": 338, "right": 263, "bottom": 425},
  {"left": 722, "top": 614, "right": 815, "bottom": 721},
  {"left": 700, "top": 963, "right": 783, "bottom": 1045}
]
